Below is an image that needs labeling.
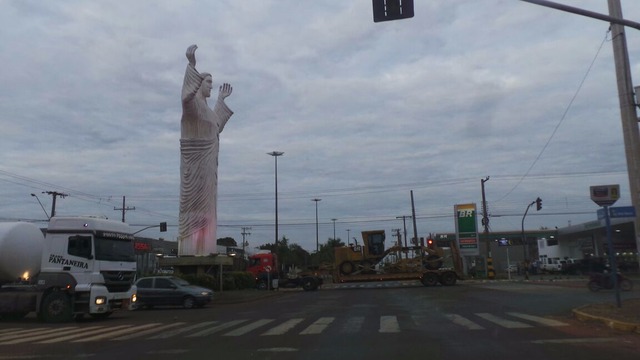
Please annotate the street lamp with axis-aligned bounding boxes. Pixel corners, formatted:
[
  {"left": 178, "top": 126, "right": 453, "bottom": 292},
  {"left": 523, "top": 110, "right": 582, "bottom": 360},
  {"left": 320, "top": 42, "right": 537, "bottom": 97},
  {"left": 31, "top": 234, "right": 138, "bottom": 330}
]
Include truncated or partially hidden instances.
[
  {"left": 331, "top": 218, "right": 337, "bottom": 241},
  {"left": 312, "top": 198, "right": 321, "bottom": 252},
  {"left": 30, "top": 193, "right": 50, "bottom": 220},
  {"left": 267, "top": 151, "right": 284, "bottom": 246}
]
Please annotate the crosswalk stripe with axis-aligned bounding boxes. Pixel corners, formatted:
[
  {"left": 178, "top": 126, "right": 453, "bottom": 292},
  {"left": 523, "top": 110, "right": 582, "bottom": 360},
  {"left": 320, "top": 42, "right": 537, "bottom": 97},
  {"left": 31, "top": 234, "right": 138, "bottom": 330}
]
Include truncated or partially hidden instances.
[
  {"left": 113, "top": 322, "right": 187, "bottom": 340},
  {"left": 261, "top": 318, "right": 304, "bottom": 336},
  {"left": 506, "top": 312, "right": 568, "bottom": 327},
  {"left": 72, "top": 323, "right": 161, "bottom": 343},
  {"left": 475, "top": 313, "right": 532, "bottom": 328},
  {"left": 224, "top": 319, "right": 274, "bottom": 336},
  {"left": 187, "top": 320, "right": 248, "bottom": 337},
  {"left": 38, "top": 325, "right": 132, "bottom": 344},
  {"left": 342, "top": 316, "right": 365, "bottom": 334},
  {"left": 444, "top": 314, "right": 485, "bottom": 330},
  {"left": 299, "top": 317, "right": 334, "bottom": 335},
  {"left": 149, "top": 321, "right": 218, "bottom": 339},
  {"left": 0, "top": 327, "right": 78, "bottom": 342},
  {"left": 0, "top": 326, "right": 103, "bottom": 345},
  {"left": 379, "top": 316, "right": 400, "bottom": 333}
]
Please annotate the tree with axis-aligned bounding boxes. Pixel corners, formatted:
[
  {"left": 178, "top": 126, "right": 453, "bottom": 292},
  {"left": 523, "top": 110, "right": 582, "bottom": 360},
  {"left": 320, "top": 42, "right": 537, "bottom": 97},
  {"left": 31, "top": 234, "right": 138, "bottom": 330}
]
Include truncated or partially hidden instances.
[{"left": 217, "top": 237, "right": 237, "bottom": 247}]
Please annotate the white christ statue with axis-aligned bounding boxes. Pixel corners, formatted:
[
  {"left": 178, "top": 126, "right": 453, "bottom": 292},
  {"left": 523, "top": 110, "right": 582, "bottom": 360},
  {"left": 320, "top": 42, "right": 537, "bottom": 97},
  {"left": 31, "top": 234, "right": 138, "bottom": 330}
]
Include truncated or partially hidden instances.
[{"left": 179, "top": 44, "right": 233, "bottom": 256}]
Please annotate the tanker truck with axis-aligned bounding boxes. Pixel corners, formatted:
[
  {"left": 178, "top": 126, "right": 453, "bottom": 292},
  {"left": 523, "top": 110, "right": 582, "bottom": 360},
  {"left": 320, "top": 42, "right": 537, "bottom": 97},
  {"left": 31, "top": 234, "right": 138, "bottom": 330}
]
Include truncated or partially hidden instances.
[{"left": 0, "top": 217, "right": 138, "bottom": 322}]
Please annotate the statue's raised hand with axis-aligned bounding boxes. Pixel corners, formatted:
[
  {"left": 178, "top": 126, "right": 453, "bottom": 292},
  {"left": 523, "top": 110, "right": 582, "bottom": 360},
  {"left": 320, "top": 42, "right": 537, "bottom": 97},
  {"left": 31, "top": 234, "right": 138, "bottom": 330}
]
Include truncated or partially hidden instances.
[
  {"left": 186, "top": 44, "right": 198, "bottom": 67},
  {"left": 218, "top": 83, "right": 232, "bottom": 100}
]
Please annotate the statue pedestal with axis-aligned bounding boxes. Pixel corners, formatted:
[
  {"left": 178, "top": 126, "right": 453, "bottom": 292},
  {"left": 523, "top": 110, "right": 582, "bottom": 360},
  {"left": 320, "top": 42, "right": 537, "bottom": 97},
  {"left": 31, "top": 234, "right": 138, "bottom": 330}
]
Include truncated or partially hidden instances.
[{"left": 159, "top": 255, "right": 233, "bottom": 277}]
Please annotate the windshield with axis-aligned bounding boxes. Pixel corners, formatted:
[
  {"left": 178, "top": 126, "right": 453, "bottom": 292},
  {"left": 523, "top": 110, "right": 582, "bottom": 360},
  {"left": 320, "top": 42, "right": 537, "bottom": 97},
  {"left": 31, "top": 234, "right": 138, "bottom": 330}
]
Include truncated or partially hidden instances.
[{"left": 94, "top": 236, "right": 135, "bottom": 262}]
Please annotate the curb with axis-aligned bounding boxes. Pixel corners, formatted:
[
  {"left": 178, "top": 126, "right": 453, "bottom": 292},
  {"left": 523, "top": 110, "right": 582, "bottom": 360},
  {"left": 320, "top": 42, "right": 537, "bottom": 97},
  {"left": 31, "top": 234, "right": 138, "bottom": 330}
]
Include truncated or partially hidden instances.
[{"left": 572, "top": 305, "right": 640, "bottom": 333}]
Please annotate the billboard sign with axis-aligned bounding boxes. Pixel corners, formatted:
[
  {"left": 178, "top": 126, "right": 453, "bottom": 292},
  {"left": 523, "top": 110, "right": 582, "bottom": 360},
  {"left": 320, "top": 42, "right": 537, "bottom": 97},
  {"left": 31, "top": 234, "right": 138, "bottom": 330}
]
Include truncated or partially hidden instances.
[
  {"left": 590, "top": 184, "right": 620, "bottom": 207},
  {"left": 455, "top": 203, "right": 479, "bottom": 256}
]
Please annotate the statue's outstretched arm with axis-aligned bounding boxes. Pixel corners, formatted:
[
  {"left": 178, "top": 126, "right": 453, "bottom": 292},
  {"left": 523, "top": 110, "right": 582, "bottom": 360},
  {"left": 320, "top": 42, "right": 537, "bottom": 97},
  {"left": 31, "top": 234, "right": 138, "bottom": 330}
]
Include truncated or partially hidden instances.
[
  {"left": 218, "top": 83, "right": 232, "bottom": 101},
  {"left": 186, "top": 44, "right": 197, "bottom": 67},
  {"left": 182, "top": 45, "right": 202, "bottom": 103}
]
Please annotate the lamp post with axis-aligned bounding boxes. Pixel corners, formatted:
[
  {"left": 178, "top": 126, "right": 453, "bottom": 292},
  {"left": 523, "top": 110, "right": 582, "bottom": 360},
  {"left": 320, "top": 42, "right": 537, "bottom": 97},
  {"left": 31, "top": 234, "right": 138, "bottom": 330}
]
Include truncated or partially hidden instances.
[
  {"left": 267, "top": 151, "right": 284, "bottom": 246},
  {"left": 346, "top": 229, "right": 351, "bottom": 246},
  {"left": 30, "top": 193, "right": 50, "bottom": 220},
  {"left": 312, "top": 198, "right": 321, "bottom": 252}
]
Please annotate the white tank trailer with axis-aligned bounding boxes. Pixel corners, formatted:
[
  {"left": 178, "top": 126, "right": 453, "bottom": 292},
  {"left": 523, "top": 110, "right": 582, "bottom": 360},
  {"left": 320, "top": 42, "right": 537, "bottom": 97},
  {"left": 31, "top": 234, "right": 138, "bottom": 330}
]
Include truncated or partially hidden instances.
[
  {"left": 0, "top": 217, "right": 138, "bottom": 322},
  {"left": 0, "top": 222, "right": 45, "bottom": 284}
]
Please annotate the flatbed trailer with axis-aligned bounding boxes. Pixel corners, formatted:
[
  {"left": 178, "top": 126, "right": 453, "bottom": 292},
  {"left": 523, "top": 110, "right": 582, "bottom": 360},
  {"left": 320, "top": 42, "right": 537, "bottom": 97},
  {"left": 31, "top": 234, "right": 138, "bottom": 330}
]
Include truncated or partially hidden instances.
[{"left": 333, "top": 268, "right": 460, "bottom": 286}]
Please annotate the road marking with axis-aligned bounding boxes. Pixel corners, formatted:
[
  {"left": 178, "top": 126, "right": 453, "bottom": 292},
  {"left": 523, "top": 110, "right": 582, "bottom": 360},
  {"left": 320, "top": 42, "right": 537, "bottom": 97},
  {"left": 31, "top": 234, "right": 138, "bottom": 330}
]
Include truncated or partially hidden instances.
[
  {"left": 187, "top": 320, "right": 248, "bottom": 337},
  {"left": 0, "top": 326, "right": 103, "bottom": 345},
  {"left": 342, "top": 316, "right": 365, "bottom": 334},
  {"left": 444, "top": 314, "right": 485, "bottom": 330},
  {"left": 0, "top": 327, "right": 79, "bottom": 343},
  {"left": 72, "top": 323, "right": 161, "bottom": 342},
  {"left": 224, "top": 319, "right": 274, "bottom": 336},
  {"left": 261, "top": 318, "right": 304, "bottom": 336},
  {"left": 148, "top": 321, "right": 218, "bottom": 339},
  {"left": 475, "top": 313, "right": 532, "bottom": 328},
  {"left": 38, "top": 325, "right": 132, "bottom": 344},
  {"left": 379, "top": 316, "right": 400, "bottom": 333},
  {"left": 506, "top": 312, "right": 568, "bottom": 327},
  {"left": 300, "top": 317, "right": 334, "bottom": 335},
  {"left": 531, "top": 338, "right": 616, "bottom": 344},
  {"left": 113, "top": 322, "right": 186, "bottom": 340}
]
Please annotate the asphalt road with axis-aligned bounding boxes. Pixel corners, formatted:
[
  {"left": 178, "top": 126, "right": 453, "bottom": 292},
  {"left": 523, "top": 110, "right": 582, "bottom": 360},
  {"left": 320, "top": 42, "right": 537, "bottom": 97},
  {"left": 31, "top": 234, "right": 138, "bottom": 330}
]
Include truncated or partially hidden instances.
[{"left": 1, "top": 280, "right": 638, "bottom": 360}]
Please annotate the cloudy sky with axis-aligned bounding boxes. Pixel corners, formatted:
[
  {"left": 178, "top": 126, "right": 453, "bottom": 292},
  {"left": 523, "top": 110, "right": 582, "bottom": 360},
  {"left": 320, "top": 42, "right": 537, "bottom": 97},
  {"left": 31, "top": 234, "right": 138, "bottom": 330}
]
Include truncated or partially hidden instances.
[{"left": 2, "top": 0, "right": 640, "bottom": 252}]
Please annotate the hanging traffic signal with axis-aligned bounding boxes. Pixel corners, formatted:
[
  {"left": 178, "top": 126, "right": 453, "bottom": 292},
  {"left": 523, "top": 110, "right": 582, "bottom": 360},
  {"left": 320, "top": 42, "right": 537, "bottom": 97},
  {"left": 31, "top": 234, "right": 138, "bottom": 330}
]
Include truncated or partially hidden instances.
[
  {"left": 536, "top": 197, "right": 542, "bottom": 211},
  {"left": 372, "top": 0, "right": 414, "bottom": 23},
  {"left": 160, "top": 222, "right": 167, "bottom": 232}
]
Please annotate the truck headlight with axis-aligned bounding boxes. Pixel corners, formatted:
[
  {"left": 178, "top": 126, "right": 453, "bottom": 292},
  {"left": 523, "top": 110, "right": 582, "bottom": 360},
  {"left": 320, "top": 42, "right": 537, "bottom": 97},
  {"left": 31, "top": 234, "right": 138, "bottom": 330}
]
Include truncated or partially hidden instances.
[
  {"left": 131, "top": 294, "right": 137, "bottom": 303},
  {"left": 95, "top": 296, "right": 107, "bottom": 305}
]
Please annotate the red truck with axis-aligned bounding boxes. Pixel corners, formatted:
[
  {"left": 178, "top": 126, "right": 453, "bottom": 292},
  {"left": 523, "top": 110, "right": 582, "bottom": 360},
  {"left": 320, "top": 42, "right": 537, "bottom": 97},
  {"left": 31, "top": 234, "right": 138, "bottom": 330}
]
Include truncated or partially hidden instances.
[{"left": 246, "top": 251, "right": 323, "bottom": 291}]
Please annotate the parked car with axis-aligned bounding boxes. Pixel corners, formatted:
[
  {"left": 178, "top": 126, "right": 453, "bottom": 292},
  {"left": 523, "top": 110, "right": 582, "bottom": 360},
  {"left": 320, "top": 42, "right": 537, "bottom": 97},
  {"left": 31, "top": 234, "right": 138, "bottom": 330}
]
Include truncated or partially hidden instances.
[{"left": 135, "top": 276, "right": 213, "bottom": 309}]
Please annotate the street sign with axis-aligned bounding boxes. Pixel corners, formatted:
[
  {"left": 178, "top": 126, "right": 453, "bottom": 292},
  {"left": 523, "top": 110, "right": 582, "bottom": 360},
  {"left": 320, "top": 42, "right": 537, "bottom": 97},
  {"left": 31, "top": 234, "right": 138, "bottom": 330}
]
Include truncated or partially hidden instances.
[
  {"left": 597, "top": 206, "right": 636, "bottom": 220},
  {"left": 590, "top": 184, "right": 620, "bottom": 206},
  {"left": 454, "top": 203, "right": 479, "bottom": 256}
]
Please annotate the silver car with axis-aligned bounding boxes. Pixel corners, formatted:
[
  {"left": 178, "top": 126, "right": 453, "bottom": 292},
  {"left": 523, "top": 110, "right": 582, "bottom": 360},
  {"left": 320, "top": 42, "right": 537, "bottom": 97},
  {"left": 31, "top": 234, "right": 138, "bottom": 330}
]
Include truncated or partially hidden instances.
[{"left": 135, "top": 276, "right": 213, "bottom": 309}]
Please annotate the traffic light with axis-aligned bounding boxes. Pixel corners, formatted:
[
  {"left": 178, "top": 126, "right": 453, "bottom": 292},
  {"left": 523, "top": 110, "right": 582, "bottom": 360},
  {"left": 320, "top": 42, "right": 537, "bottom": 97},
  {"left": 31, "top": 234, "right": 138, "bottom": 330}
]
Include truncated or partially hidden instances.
[
  {"left": 427, "top": 238, "right": 434, "bottom": 248},
  {"left": 160, "top": 222, "right": 167, "bottom": 232},
  {"left": 536, "top": 197, "right": 542, "bottom": 211},
  {"left": 372, "top": 0, "right": 414, "bottom": 23}
]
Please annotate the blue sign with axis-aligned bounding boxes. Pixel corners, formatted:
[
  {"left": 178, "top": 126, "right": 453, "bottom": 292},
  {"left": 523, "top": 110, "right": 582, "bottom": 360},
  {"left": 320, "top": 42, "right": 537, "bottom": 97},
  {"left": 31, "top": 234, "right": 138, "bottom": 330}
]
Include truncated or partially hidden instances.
[{"left": 597, "top": 206, "right": 636, "bottom": 220}]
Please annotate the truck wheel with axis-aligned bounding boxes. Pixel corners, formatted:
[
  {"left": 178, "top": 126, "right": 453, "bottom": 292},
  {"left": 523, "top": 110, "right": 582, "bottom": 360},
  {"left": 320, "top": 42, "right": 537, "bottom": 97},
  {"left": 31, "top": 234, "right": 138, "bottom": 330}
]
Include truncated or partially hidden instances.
[
  {"left": 439, "top": 272, "right": 457, "bottom": 286},
  {"left": 423, "top": 255, "right": 443, "bottom": 270},
  {"left": 421, "top": 272, "right": 438, "bottom": 286},
  {"left": 182, "top": 296, "right": 196, "bottom": 309},
  {"left": 302, "top": 278, "right": 317, "bottom": 291},
  {"left": 339, "top": 261, "right": 355, "bottom": 275},
  {"left": 39, "top": 291, "right": 73, "bottom": 323}
]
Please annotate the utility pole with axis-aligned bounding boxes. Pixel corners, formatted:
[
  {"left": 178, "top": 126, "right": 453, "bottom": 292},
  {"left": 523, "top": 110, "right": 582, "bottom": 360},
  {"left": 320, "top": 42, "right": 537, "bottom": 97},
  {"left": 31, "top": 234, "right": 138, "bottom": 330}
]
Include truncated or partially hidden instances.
[
  {"left": 114, "top": 196, "right": 135, "bottom": 223},
  {"left": 392, "top": 228, "right": 402, "bottom": 247},
  {"left": 43, "top": 191, "right": 68, "bottom": 218},
  {"left": 481, "top": 177, "right": 491, "bottom": 256},
  {"left": 241, "top": 226, "right": 251, "bottom": 258},
  {"left": 312, "top": 198, "right": 321, "bottom": 252},
  {"left": 331, "top": 218, "right": 337, "bottom": 240}
]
